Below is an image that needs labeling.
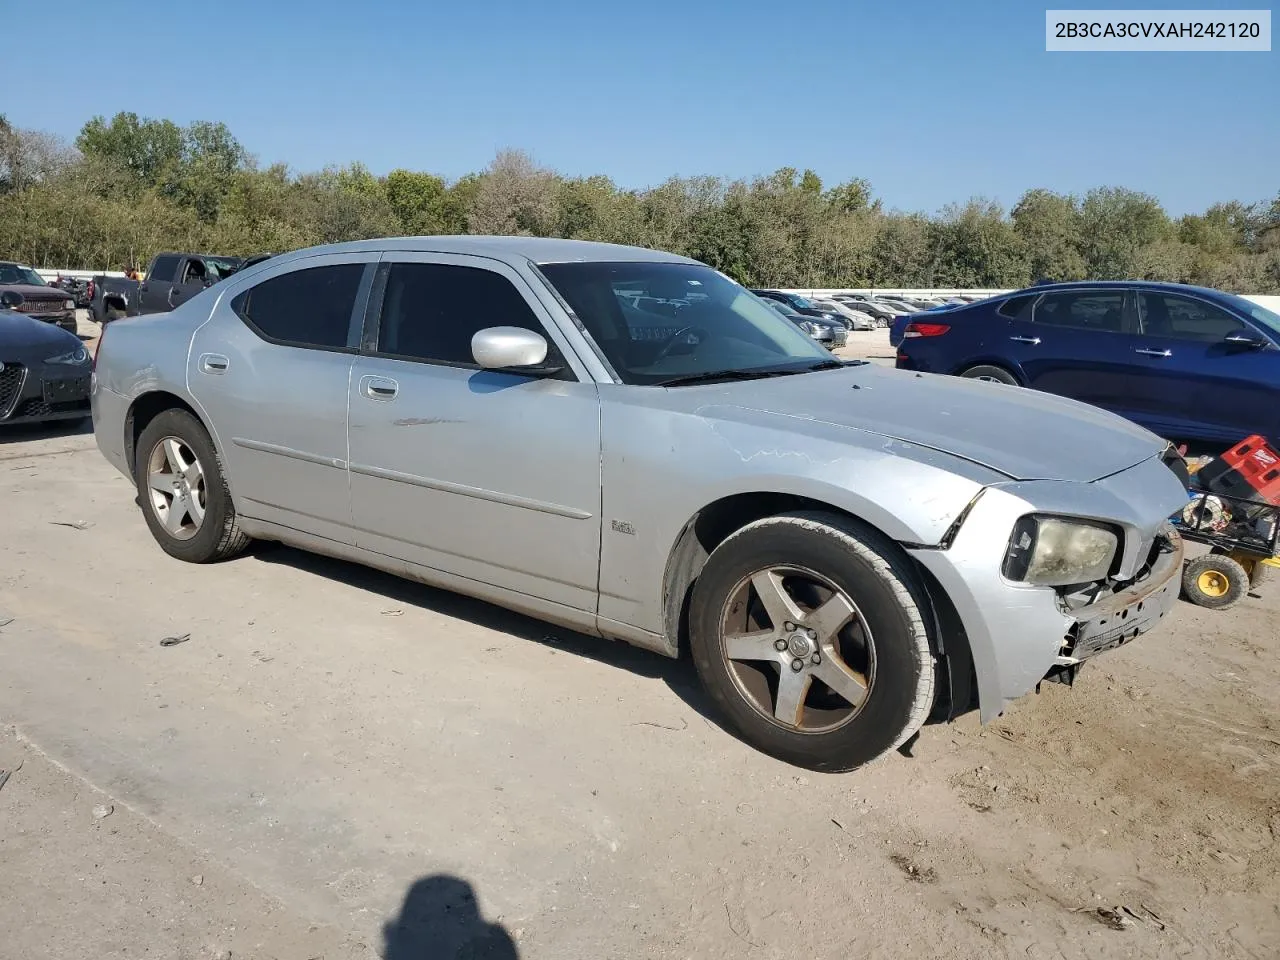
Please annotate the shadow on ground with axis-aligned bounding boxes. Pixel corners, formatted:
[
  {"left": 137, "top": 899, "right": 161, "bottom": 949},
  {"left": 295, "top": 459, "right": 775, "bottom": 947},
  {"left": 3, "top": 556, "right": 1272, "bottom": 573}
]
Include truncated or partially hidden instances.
[
  {"left": 251, "top": 545, "right": 723, "bottom": 728},
  {"left": 0, "top": 418, "right": 93, "bottom": 445},
  {"left": 384, "top": 874, "right": 518, "bottom": 960}
]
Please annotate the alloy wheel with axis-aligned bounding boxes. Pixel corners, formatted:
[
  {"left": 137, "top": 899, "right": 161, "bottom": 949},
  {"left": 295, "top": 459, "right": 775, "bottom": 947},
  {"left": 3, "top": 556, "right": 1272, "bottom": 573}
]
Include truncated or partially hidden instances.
[
  {"left": 718, "top": 565, "right": 876, "bottom": 733},
  {"left": 145, "top": 436, "right": 207, "bottom": 541}
]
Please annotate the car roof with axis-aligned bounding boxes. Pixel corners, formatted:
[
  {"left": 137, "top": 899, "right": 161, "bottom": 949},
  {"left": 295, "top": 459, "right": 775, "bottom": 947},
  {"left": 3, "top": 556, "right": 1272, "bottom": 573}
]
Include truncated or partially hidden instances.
[
  {"left": 1010, "top": 280, "right": 1234, "bottom": 299},
  {"left": 263, "top": 236, "right": 701, "bottom": 268}
]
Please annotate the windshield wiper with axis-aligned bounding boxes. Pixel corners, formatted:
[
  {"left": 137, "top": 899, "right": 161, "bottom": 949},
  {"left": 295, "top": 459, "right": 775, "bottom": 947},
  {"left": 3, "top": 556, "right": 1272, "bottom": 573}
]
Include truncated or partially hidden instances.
[
  {"left": 655, "top": 362, "right": 843, "bottom": 387},
  {"left": 655, "top": 369, "right": 782, "bottom": 387}
]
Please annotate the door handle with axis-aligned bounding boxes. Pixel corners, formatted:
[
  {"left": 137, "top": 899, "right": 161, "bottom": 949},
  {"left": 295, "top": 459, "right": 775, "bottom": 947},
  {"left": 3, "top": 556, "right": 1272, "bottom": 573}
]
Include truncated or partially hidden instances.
[
  {"left": 1009, "top": 336, "right": 1041, "bottom": 345},
  {"left": 360, "top": 375, "right": 399, "bottom": 401},
  {"left": 198, "top": 353, "right": 229, "bottom": 374},
  {"left": 1135, "top": 348, "right": 1172, "bottom": 358}
]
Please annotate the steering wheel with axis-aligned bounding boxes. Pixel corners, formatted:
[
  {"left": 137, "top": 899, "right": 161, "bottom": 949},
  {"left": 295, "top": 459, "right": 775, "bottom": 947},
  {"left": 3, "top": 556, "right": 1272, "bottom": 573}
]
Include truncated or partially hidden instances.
[{"left": 653, "top": 326, "right": 710, "bottom": 363}]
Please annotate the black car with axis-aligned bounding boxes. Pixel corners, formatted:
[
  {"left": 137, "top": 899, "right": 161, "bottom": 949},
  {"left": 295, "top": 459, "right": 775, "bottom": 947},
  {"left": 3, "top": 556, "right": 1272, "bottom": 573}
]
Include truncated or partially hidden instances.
[
  {"left": 0, "top": 292, "right": 93, "bottom": 426},
  {"left": 749, "top": 289, "right": 851, "bottom": 329}
]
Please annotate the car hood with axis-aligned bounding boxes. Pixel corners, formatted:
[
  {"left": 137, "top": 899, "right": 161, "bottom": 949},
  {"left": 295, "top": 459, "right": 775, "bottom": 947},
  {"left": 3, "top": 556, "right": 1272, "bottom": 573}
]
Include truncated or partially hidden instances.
[
  {"left": 1, "top": 283, "right": 66, "bottom": 300},
  {"left": 0, "top": 309, "right": 82, "bottom": 354},
  {"left": 686, "top": 364, "right": 1167, "bottom": 483}
]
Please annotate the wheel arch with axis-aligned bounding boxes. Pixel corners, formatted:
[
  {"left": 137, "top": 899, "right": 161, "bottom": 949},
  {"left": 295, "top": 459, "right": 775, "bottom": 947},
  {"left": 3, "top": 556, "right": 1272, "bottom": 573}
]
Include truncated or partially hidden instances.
[
  {"left": 125, "top": 390, "right": 211, "bottom": 479},
  {"left": 660, "top": 491, "right": 978, "bottom": 719}
]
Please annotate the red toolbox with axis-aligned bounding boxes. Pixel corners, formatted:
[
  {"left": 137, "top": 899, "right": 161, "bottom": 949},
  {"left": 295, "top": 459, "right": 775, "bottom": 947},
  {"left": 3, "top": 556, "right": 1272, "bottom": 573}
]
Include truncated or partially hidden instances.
[{"left": 1196, "top": 435, "right": 1280, "bottom": 506}]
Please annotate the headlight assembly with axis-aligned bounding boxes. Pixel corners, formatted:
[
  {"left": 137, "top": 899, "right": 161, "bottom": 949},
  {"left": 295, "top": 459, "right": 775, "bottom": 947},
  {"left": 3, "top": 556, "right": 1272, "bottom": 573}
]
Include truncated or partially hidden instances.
[
  {"left": 64, "top": 299, "right": 76, "bottom": 310},
  {"left": 47, "top": 347, "right": 90, "bottom": 365},
  {"left": 1003, "top": 515, "right": 1120, "bottom": 586}
]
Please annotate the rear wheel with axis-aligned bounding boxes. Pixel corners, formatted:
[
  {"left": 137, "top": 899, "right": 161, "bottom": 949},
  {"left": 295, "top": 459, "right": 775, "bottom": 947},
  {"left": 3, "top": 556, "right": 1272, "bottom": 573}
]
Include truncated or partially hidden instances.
[
  {"left": 134, "top": 408, "right": 249, "bottom": 563},
  {"left": 688, "top": 511, "right": 935, "bottom": 772},
  {"left": 960, "top": 364, "right": 1019, "bottom": 385}
]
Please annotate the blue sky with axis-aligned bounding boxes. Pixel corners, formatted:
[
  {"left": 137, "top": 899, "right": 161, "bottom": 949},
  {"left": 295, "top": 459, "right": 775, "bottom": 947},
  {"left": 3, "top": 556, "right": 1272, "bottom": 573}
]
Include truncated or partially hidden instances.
[{"left": 5, "top": 0, "right": 1276, "bottom": 214}]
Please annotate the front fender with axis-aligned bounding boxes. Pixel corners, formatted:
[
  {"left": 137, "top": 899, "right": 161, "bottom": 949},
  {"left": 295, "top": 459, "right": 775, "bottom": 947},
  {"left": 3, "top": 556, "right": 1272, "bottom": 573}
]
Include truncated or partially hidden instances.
[{"left": 596, "top": 403, "right": 998, "bottom": 636}]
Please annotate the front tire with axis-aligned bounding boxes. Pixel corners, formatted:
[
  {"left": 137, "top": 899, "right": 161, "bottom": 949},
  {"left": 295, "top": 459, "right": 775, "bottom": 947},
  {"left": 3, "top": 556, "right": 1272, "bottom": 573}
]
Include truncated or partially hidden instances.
[
  {"left": 689, "top": 511, "right": 935, "bottom": 772},
  {"left": 134, "top": 408, "right": 249, "bottom": 563}
]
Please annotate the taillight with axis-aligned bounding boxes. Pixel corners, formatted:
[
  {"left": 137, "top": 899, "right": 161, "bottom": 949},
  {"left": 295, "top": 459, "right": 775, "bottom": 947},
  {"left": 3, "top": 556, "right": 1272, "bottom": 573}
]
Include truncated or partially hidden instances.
[{"left": 903, "top": 322, "right": 950, "bottom": 338}]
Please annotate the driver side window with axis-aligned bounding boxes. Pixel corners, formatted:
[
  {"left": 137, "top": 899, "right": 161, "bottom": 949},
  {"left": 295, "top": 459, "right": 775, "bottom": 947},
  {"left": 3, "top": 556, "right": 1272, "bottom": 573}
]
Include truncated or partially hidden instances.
[
  {"left": 375, "top": 262, "right": 565, "bottom": 371},
  {"left": 1138, "top": 293, "right": 1244, "bottom": 342}
]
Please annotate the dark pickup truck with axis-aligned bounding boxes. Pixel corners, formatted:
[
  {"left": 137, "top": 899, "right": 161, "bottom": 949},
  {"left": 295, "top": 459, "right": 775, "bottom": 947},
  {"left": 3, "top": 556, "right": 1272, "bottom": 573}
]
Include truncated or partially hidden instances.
[{"left": 91, "top": 252, "right": 252, "bottom": 324}]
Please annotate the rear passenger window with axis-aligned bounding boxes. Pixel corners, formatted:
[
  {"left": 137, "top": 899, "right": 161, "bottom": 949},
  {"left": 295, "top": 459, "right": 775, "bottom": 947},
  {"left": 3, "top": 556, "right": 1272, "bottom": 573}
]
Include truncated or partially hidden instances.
[
  {"left": 1034, "top": 292, "right": 1126, "bottom": 333},
  {"left": 376, "top": 262, "right": 553, "bottom": 367},
  {"left": 230, "top": 263, "right": 364, "bottom": 349},
  {"left": 997, "top": 294, "right": 1035, "bottom": 320},
  {"left": 148, "top": 255, "right": 180, "bottom": 283}
]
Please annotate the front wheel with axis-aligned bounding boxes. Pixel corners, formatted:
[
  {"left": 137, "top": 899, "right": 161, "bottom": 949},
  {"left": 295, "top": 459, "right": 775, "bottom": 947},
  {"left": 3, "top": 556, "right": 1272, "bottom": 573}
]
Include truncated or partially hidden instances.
[
  {"left": 134, "top": 408, "right": 249, "bottom": 563},
  {"left": 689, "top": 512, "right": 935, "bottom": 772}
]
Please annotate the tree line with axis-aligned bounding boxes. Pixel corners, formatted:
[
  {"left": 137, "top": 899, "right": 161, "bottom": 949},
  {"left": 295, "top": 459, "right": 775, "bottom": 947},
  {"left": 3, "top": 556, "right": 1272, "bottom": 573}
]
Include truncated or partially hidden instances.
[{"left": 2, "top": 112, "right": 1277, "bottom": 292}]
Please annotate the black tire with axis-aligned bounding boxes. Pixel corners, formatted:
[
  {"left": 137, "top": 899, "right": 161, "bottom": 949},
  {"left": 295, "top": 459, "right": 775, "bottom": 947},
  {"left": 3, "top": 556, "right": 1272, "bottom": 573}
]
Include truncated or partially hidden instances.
[
  {"left": 134, "top": 408, "right": 249, "bottom": 563},
  {"left": 1181, "top": 554, "right": 1248, "bottom": 609},
  {"left": 689, "top": 511, "right": 935, "bottom": 772},
  {"left": 960, "top": 364, "right": 1019, "bottom": 385}
]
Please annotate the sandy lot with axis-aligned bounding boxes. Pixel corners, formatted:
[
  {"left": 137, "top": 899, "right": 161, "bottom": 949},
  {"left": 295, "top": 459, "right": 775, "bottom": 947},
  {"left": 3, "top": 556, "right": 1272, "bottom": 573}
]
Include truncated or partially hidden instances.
[{"left": 1, "top": 318, "right": 1278, "bottom": 959}]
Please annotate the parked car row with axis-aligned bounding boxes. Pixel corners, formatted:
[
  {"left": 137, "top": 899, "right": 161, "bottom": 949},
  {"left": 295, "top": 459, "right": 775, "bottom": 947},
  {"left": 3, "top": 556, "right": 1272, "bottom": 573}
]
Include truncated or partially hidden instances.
[{"left": 753, "top": 289, "right": 989, "bottom": 337}]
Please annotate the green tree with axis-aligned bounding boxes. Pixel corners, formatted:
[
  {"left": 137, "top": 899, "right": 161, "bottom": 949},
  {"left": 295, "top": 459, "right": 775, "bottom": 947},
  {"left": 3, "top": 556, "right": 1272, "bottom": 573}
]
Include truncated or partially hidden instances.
[
  {"left": 76, "top": 112, "right": 183, "bottom": 188},
  {"left": 1012, "top": 189, "right": 1086, "bottom": 282},
  {"left": 1078, "top": 187, "right": 1171, "bottom": 279}
]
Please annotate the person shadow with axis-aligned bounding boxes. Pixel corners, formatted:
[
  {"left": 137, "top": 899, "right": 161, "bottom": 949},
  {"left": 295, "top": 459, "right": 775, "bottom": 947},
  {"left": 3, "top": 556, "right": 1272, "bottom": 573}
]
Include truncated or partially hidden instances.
[{"left": 383, "top": 875, "right": 519, "bottom": 960}]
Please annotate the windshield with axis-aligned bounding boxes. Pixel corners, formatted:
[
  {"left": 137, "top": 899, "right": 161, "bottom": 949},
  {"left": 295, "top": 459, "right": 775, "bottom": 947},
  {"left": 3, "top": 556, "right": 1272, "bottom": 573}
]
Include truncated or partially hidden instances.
[
  {"left": 1223, "top": 293, "right": 1280, "bottom": 338},
  {"left": 787, "top": 294, "right": 815, "bottom": 309},
  {"left": 0, "top": 263, "right": 46, "bottom": 286},
  {"left": 204, "top": 256, "right": 243, "bottom": 281},
  {"left": 538, "top": 262, "right": 833, "bottom": 385}
]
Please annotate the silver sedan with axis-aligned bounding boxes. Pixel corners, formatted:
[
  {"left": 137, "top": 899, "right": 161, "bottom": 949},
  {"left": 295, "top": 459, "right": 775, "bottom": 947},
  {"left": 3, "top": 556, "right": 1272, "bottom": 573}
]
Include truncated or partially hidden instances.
[{"left": 92, "top": 237, "right": 1188, "bottom": 771}]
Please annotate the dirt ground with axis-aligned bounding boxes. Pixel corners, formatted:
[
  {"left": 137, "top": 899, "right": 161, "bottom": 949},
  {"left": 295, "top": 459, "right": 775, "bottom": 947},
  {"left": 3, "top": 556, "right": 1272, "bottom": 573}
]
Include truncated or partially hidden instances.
[{"left": 1, "top": 319, "right": 1277, "bottom": 959}]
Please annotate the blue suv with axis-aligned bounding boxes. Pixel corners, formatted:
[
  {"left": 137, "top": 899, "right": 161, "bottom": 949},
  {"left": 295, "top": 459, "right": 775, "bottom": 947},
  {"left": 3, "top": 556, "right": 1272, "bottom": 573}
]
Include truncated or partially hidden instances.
[{"left": 895, "top": 281, "right": 1280, "bottom": 446}]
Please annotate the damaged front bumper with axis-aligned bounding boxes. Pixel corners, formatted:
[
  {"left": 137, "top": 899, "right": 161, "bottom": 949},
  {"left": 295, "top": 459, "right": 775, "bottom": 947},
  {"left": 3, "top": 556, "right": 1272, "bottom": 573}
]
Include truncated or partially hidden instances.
[
  {"left": 1057, "top": 525, "right": 1183, "bottom": 665},
  {"left": 909, "top": 453, "right": 1190, "bottom": 722}
]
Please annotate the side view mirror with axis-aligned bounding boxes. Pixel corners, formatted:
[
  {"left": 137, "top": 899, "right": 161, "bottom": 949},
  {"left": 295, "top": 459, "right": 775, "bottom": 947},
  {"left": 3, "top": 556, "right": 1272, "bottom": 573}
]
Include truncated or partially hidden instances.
[
  {"left": 1223, "top": 330, "right": 1267, "bottom": 350},
  {"left": 0, "top": 290, "right": 25, "bottom": 308},
  {"left": 471, "top": 327, "right": 561, "bottom": 374}
]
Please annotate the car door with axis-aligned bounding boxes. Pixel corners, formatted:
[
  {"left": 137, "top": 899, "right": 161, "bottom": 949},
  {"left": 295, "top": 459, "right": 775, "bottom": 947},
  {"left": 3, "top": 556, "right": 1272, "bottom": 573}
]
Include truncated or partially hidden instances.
[
  {"left": 187, "top": 253, "right": 375, "bottom": 544},
  {"left": 1122, "top": 290, "right": 1280, "bottom": 444},
  {"left": 1009, "top": 289, "right": 1141, "bottom": 413},
  {"left": 168, "top": 257, "right": 210, "bottom": 311},
  {"left": 137, "top": 254, "right": 181, "bottom": 314},
  {"left": 346, "top": 253, "right": 602, "bottom": 613}
]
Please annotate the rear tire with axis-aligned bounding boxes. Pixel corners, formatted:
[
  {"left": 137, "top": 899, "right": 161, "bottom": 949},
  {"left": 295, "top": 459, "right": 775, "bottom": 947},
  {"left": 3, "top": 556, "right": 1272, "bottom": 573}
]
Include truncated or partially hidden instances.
[
  {"left": 688, "top": 511, "right": 935, "bottom": 772},
  {"left": 960, "top": 364, "right": 1019, "bottom": 385},
  {"left": 134, "top": 408, "right": 249, "bottom": 563}
]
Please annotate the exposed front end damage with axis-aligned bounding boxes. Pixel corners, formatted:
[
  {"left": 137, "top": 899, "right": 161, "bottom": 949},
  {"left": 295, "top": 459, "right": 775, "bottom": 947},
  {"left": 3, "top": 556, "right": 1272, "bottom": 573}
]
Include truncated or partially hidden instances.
[{"left": 907, "top": 453, "right": 1189, "bottom": 722}]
